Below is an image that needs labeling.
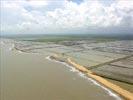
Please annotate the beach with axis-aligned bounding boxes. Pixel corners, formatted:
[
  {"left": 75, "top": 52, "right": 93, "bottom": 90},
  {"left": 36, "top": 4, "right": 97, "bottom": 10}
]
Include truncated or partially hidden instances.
[{"left": 0, "top": 39, "right": 123, "bottom": 100}]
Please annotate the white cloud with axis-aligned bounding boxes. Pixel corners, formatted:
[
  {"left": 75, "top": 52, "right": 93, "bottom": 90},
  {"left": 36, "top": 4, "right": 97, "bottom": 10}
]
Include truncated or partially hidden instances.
[
  {"left": 28, "top": 0, "right": 48, "bottom": 7},
  {"left": 1, "top": 0, "right": 133, "bottom": 34}
]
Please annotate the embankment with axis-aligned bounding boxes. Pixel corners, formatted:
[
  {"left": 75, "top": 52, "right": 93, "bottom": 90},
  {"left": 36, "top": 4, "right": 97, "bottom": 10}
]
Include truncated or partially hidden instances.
[{"left": 67, "top": 58, "right": 133, "bottom": 100}]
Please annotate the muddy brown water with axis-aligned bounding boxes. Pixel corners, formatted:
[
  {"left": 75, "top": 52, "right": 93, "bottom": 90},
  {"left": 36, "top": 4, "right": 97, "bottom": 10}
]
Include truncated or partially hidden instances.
[{"left": 0, "top": 40, "right": 122, "bottom": 100}]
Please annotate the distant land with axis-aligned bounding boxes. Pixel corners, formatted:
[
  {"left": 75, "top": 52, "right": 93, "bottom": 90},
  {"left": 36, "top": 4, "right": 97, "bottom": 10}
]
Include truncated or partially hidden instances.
[{"left": 1, "top": 33, "right": 133, "bottom": 40}]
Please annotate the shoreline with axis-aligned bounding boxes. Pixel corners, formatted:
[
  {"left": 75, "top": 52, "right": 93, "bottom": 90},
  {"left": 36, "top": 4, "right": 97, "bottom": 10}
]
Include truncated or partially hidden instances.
[
  {"left": 7, "top": 40, "right": 133, "bottom": 100},
  {"left": 48, "top": 55, "right": 133, "bottom": 100},
  {"left": 46, "top": 56, "right": 122, "bottom": 100}
]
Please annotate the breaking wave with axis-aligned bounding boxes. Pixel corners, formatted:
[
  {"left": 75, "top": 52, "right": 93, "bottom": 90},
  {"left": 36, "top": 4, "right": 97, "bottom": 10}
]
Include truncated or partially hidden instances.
[
  {"left": 9, "top": 44, "right": 15, "bottom": 51},
  {"left": 46, "top": 56, "right": 122, "bottom": 100}
]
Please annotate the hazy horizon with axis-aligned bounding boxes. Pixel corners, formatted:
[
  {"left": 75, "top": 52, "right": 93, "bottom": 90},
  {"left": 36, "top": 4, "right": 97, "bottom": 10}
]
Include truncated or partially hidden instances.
[{"left": 1, "top": 1, "right": 133, "bottom": 99}]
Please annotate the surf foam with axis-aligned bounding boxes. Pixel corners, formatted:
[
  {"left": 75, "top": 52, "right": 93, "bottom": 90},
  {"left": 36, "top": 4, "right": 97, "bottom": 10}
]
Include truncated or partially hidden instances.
[
  {"left": 9, "top": 44, "right": 15, "bottom": 51},
  {"left": 46, "top": 56, "right": 122, "bottom": 100}
]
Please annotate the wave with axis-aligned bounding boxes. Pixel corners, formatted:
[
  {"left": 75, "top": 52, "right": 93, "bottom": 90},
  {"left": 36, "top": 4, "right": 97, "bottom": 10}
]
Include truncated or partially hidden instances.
[
  {"left": 46, "top": 56, "right": 122, "bottom": 100},
  {"left": 0, "top": 41, "right": 4, "bottom": 45},
  {"left": 9, "top": 44, "right": 15, "bottom": 51}
]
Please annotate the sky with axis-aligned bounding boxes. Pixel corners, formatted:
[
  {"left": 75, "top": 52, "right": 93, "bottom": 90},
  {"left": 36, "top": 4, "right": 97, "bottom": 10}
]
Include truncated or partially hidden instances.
[{"left": 1, "top": 0, "right": 133, "bottom": 35}]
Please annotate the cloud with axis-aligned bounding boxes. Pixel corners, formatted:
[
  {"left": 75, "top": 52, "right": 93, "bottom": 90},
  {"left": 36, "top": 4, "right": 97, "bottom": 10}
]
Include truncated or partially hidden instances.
[
  {"left": 1, "top": 0, "right": 133, "bottom": 34},
  {"left": 27, "top": 0, "right": 48, "bottom": 7}
]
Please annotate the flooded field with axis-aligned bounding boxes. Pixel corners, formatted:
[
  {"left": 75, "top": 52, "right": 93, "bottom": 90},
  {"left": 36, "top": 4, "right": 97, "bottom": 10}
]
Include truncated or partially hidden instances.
[{"left": 0, "top": 39, "right": 121, "bottom": 100}]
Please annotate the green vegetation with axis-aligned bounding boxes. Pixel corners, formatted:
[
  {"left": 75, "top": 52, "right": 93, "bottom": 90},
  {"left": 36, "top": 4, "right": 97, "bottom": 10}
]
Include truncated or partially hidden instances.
[
  {"left": 31, "top": 36, "right": 82, "bottom": 43},
  {"left": 26, "top": 35, "right": 117, "bottom": 43}
]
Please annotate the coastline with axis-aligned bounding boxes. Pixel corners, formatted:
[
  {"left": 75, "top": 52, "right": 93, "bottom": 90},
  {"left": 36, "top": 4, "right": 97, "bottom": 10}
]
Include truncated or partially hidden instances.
[
  {"left": 46, "top": 55, "right": 122, "bottom": 100},
  {"left": 48, "top": 55, "right": 133, "bottom": 100},
  {"left": 4, "top": 39, "right": 132, "bottom": 100}
]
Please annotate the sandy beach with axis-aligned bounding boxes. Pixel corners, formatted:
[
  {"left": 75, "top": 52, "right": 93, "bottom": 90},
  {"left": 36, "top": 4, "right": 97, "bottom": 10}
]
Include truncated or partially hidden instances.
[
  {"left": 67, "top": 58, "right": 133, "bottom": 100},
  {"left": 0, "top": 39, "right": 122, "bottom": 100}
]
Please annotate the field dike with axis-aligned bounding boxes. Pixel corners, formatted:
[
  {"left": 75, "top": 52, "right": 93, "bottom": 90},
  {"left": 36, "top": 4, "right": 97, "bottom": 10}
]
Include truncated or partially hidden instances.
[
  {"left": 7, "top": 40, "right": 133, "bottom": 100},
  {"left": 48, "top": 55, "right": 133, "bottom": 100}
]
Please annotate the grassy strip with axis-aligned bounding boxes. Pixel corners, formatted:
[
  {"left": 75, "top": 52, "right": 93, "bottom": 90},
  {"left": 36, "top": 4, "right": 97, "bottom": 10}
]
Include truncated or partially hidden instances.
[
  {"left": 67, "top": 58, "right": 133, "bottom": 100},
  {"left": 27, "top": 36, "right": 116, "bottom": 44},
  {"left": 88, "top": 55, "right": 133, "bottom": 70}
]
